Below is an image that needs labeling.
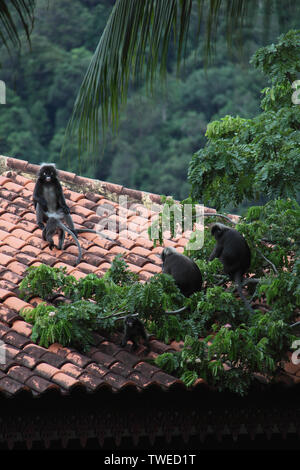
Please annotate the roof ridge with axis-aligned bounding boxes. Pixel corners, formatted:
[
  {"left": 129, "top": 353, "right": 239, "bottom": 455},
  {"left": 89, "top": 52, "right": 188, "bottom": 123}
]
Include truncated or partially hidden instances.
[{"left": 0, "top": 155, "right": 162, "bottom": 207}]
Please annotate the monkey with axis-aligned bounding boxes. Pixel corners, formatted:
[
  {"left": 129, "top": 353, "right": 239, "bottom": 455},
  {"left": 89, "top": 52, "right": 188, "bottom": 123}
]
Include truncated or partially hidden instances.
[
  {"left": 120, "top": 315, "right": 150, "bottom": 353},
  {"left": 161, "top": 247, "right": 203, "bottom": 298},
  {"left": 160, "top": 247, "right": 203, "bottom": 315},
  {"left": 33, "top": 163, "right": 76, "bottom": 234},
  {"left": 209, "top": 223, "right": 253, "bottom": 313},
  {"left": 42, "top": 214, "right": 82, "bottom": 265},
  {"left": 33, "top": 164, "right": 120, "bottom": 261}
]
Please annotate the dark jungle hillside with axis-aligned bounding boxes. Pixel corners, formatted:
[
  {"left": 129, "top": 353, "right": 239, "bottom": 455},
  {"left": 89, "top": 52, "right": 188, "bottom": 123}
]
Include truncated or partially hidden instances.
[{"left": 0, "top": 0, "right": 300, "bottom": 203}]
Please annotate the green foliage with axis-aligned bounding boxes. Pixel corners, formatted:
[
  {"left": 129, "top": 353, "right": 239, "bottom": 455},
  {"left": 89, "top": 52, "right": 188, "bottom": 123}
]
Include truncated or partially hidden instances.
[
  {"left": 205, "top": 115, "right": 250, "bottom": 140},
  {"left": 103, "top": 254, "right": 139, "bottom": 286},
  {"left": 188, "top": 30, "right": 300, "bottom": 210},
  {"left": 258, "top": 270, "right": 300, "bottom": 318},
  {"left": 250, "top": 29, "right": 300, "bottom": 86},
  {"left": 19, "top": 264, "right": 75, "bottom": 300},
  {"left": 117, "top": 273, "right": 185, "bottom": 324},
  {"left": 156, "top": 311, "right": 295, "bottom": 395},
  {"left": 239, "top": 198, "right": 300, "bottom": 277},
  {"left": 155, "top": 351, "right": 181, "bottom": 375},
  {"left": 3, "top": 2, "right": 300, "bottom": 200},
  {"left": 21, "top": 301, "right": 107, "bottom": 351},
  {"left": 76, "top": 274, "right": 107, "bottom": 303},
  {"left": 147, "top": 197, "right": 299, "bottom": 394},
  {"left": 64, "top": 0, "right": 300, "bottom": 157},
  {"left": 65, "top": 0, "right": 259, "bottom": 154},
  {"left": 19, "top": 256, "right": 186, "bottom": 349}
]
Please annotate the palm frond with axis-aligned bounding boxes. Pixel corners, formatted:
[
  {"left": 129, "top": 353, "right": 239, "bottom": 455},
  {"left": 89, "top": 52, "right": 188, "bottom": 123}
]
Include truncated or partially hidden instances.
[
  {"left": 64, "top": 0, "right": 256, "bottom": 154},
  {"left": 0, "top": 0, "right": 35, "bottom": 51}
]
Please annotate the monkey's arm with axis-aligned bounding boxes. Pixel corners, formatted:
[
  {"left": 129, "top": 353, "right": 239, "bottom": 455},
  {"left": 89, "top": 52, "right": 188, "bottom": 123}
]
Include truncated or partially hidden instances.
[
  {"left": 120, "top": 334, "right": 129, "bottom": 348},
  {"left": 208, "top": 244, "right": 223, "bottom": 261},
  {"left": 162, "top": 263, "right": 172, "bottom": 275},
  {"left": 54, "top": 180, "right": 70, "bottom": 214},
  {"left": 35, "top": 203, "right": 48, "bottom": 229},
  {"left": 33, "top": 182, "right": 48, "bottom": 211}
]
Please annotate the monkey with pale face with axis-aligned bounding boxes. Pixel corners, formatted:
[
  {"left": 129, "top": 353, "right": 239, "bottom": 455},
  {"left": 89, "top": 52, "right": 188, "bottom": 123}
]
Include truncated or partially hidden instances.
[{"left": 33, "top": 163, "right": 76, "bottom": 234}]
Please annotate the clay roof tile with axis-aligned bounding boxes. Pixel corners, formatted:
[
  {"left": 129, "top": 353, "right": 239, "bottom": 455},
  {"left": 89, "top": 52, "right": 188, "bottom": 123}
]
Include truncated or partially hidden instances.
[
  {"left": 0, "top": 375, "right": 29, "bottom": 396},
  {"left": 0, "top": 156, "right": 295, "bottom": 399},
  {"left": 77, "top": 371, "right": 108, "bottom": 391},
  {"left": 60, "top": 362, "right": 85, "bottom": 378},
  {"left": 51, "top": 372, "right": 83, "bottom": 391},
  {"left": 25, "top": 375, "right": 59, "bottom": 394}
]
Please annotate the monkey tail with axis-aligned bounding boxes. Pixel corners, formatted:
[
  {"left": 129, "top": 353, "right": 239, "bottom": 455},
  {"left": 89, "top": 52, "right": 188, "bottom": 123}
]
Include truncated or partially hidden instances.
[
  {"left": 234, "top": 274, "right": 255, "bottom": 314},
  {"left": 57, "top": 220, "right": 82, "bottom": 265},
  {"left": 75, "top": 228, "right": 97, "bottom": 234},
  {"left": 165, "top": 306, "right": 188, "bottom": 315}
]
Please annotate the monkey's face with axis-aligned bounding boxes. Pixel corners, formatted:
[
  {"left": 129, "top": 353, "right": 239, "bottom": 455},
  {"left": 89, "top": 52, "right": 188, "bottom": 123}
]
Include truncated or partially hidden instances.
[
  {"left": 125, "top": 316, "right": 135, "bottom": 328},
  {"left": 161, "top": 246, "right": 176, "bottom": 262},
  {"left": 38, "top": 165, "right": 57, "bottom": 184},
  {"left": 211, "top": 224, "right": 225, "bottom": 240}
]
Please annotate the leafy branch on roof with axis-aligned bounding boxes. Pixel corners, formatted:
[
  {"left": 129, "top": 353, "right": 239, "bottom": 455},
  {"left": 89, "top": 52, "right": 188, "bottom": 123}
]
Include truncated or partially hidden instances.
[{"left": 147, "top": 31, "right": 300, "bottom": 395}]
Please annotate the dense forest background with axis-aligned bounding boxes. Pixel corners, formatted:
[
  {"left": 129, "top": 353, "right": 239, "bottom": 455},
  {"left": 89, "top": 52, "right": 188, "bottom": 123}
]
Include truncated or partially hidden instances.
[{"left": 0, "top": 0, "right": 300, "bottom": 203}]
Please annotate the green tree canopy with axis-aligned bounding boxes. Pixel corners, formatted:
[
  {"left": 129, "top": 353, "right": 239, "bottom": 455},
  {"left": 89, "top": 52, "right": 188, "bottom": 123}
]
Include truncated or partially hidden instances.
[
  {"left": 66, "top": 0, "right": 299, "bottom": 154},
  {"left": 188, "top": 29, "right": 300, "bottom": 210}
]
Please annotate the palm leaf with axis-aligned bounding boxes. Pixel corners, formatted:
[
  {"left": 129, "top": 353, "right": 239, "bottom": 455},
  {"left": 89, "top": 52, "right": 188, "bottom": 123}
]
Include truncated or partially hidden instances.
[
  {"left": 64, "top": 0, "right": 270, "bottom": 154},
  {"left": 0, "top": 0, "right": 35, "bottom": 51}
]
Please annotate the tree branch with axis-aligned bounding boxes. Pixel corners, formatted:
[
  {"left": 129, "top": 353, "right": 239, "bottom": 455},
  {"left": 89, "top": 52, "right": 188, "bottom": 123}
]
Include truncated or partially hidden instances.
[
  {"left": 256, "top": 248, "right": 278, "bottom": 275},
  {"left": 203, "top": 212, "right": 237, "bottom": 224},
  {"left": 242, "top": 278, "right": 260, "bottom": 287}
]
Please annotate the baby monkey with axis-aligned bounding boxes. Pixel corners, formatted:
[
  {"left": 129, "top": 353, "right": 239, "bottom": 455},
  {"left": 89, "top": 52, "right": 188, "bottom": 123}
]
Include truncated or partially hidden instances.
[
  {"left": 120, "top": 315, "right": 150, "bottom": 353},
  {"left": 42, "top": 215, "right": 82, "bottom": 265}
]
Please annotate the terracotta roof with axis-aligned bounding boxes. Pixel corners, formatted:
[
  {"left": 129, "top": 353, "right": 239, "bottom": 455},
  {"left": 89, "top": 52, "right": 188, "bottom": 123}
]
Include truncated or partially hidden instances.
[
  {"left": 0, "top": 155, "right": 207, "bottom": 397},
  {"left": 0, "top": 155, "right": 299, "bottom": 399}
]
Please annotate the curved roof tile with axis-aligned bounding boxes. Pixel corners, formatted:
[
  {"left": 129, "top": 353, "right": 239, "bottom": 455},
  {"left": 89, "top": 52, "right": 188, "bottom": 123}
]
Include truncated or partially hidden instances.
[{"left": 0, "top": 155, "right": 298, "bottom": 399}]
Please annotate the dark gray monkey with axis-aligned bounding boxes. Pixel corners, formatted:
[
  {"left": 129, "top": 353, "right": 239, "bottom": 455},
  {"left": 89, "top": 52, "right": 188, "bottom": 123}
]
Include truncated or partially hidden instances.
[
  {"left": 120, "top": 315, "right": 150, "bottom": 353},
  {"left": 33, "top": 163, "right": 76, "bottom": 234},
  {"left": 209, "top": 223, "right": 253, "bottom": 313},
  {"left": 161, "top": 247, "right": 203, "bottom": 297}
]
